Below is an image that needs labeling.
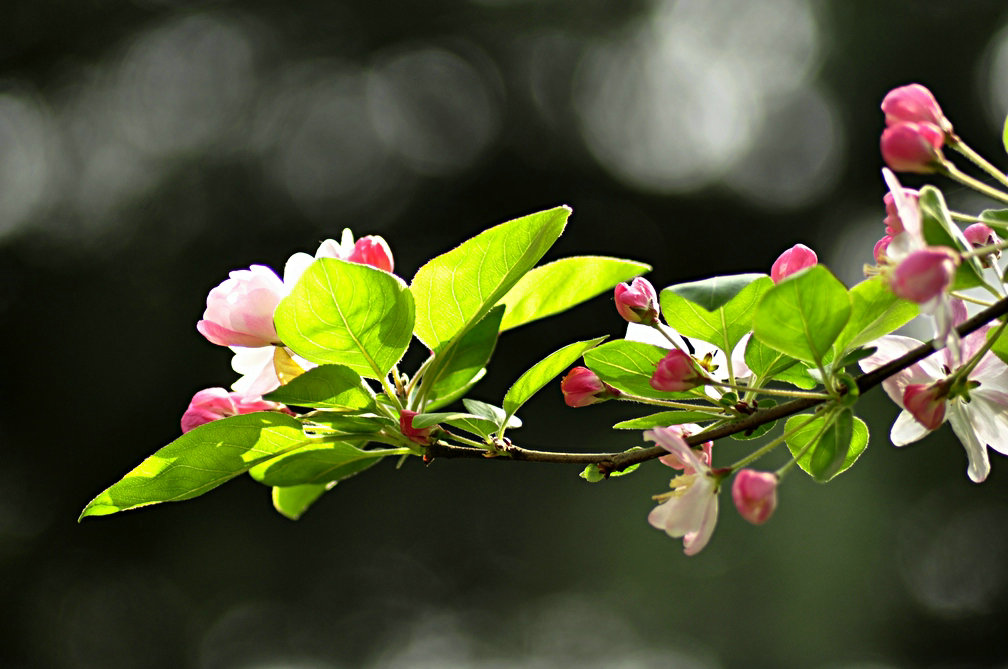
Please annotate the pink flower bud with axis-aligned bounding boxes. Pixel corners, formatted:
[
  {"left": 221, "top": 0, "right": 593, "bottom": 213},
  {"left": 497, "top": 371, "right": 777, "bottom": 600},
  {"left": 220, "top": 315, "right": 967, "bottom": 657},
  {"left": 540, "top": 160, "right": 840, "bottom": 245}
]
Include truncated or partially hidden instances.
[
  {"left": 731, "top": 469, "right": 778, "bottom": 525},
  {"left": 873, "top": 235, "right": 892, "bottom": 263},
  {"left": 614, "top": 277, "right": 659, "bottom": 324},
  {"left": 650, "top": 349, "right": 704, "bottom": 392},
  {"left": 880, "top": 122, "right": 945, "bottom": 174},
  {"left": 903, "top": 383, "right": 947, "bottom": 431},
  {"left": 560, "top": 366, "right": 619, "bottom": 407},
  {"left": 197, "top": 265, "right": 287, "bottom": 348},
  {"left": 399, "top": 409, "right": 433, "bottom": 445},
  {"left": 881, "top": 84, "right": 951, "bottom": 133},
  {"left": 347, "top": 235, "right": 395, "bottom": 273},
  {"left": 181, "top": 387, "right": 284, "bottom": 433},
  {"left": 770, "top": 243, "right": 818, "bottom": 283},
  {"left": 883, "top": 189, "right": 919, "bottom": 235},
  {"left": 964, "top": 223, "right": 998, "bottom": 249},
  {"left": 889, "top": 247, "right": 959, "bottom": 303}
]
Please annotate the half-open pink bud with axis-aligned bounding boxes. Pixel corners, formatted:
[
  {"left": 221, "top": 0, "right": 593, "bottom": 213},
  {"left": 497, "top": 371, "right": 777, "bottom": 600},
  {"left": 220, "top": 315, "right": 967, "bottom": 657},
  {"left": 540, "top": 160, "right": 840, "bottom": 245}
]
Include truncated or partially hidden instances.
[
  {"left": 181, "top": 387, "right": 284, "bottom": 433},
  {"left": 903, "top": 383, "right": 947, "bottom": 431},
  {"left": 650, "top": 349, "right": 704, "bottom": 392},
  {"left": 770, "top": 243, "right": 818, "bottom": 283},
  {"left": 883, "top": 188, "right": 919, "bottom": 235},
  {"left": 880, "top": 122, "right": 945, "bottom": 174},
  {"left": 731, "top": 469, "right": 778, "bottom": 525},
  {"left": 614, "top": 277, "right": 659, "bottom": 324},
  {"left": 399, "top": 409, "right": 433, "bottom": 445},
  {"left": 889, "top": 246, "right": 959, "bottom": 303},
  {"left": 197, "top": 265, "right": 286, "bottom": 348},
  {"left": 881, "top": 84, "right": 951, "bottom": 134},
  {"left": 347, "top": 235, "right": 394, "bottom": 273},
  {"left": 561, "top": 366, "right": 619, "bottom": 407},
  {"left": 873, "top": 235, "right": 892, "bottom": 263}
]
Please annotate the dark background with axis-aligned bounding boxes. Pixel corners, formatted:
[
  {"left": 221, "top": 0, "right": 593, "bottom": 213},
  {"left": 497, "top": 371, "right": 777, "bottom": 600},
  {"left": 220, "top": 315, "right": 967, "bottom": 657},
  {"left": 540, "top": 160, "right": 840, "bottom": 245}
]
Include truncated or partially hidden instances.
[{"left": 5, "top": 1, "right": 1008, "bottom": 667}]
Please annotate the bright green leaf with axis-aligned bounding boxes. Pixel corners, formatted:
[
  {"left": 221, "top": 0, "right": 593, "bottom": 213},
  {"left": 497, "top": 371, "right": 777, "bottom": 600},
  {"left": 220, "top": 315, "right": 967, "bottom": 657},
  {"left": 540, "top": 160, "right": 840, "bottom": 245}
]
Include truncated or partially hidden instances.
[
  {"left": 785, "top": 411, "right": 868, "bottom": 482},
  {"left": 497, "top": 256, "right": 651, "bottom": 331},
  {"left": 272, "top": 483, "right": 331, "bottom": 520},
  {"left": 249, "top": 440, "right": 392, "bottom": 487},
  {"left": 744, "top": 335, "right": 799, "bottom": 380},
  {"left": 411, "top": 206, "right": 570, "bottom": 352},
  {"left": 462, "top": 399, "right": 521, "bottom": 430},
  {"left": 665, "top": 273, "right": 767, "bottom": 311},
  {"left": 582, "top": 340, "right": 698, "bottom": 400},
  {"left": 275, "top": 258, "right": 415, "bottom": 379},
  {"left": 989, "top": 326, "right": 1008, "bottom": 367},
  {"left": 752, "top": 265, "right": 851, "bottom": 365},
  {"left": 80, "top": 412, "right": 307, "bottom": 519},
  {"left": 424, "top": 306, "right": 504, "bottom": 409},
  {"left": 1002, "top": 111, "right": 1008, "bottom": 155},
  {"left": 612, "top": 410, "right": 722, "bottom": 430},
  {"left": 503, "top": 336, "right": 608, "bottom": 420},
  {"left": 980, "top": 208, "right": 1008, "bottom": 232},
  {"left": 832, "top": 277, "right": 917, "bottom": 358},
  {"left": 661, "top": 275, "right": 773, "bottom": 355},
  {"left": 265, "top": 364, "right": 374, "bottom": 410},
  {"left": 579, "top": 459, "right": 640, "bottom": 483},
  {"left": 410, "top": 411, "right": 499, "bottom": 438}
]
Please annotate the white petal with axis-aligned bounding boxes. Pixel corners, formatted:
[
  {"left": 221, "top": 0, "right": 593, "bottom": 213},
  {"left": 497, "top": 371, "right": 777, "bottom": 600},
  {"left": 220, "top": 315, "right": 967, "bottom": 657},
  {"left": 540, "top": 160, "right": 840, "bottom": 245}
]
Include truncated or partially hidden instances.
[
  {"left": 963, "top": 394, "right": 1008, "bottom": 456},
  {"left": 230, "top": 346, "right": 281, "bottom": 397},
  {"left": 283, "top": 252, "right": 315, "bottom": 288},
  {"left": 890, "top": 409, "right": 933, "bottom": 446},
  {"left": 948, "top": 402, "right": 991, "bottom": 483},
  {"left": 625, "top": 322, "right": 678, "bottom": 349},
  {"left": 682, "top": 493, "right": 718, "bottom": 556},
  {"left": 644, "top": 427, "right": 704, "bottom": 473}
]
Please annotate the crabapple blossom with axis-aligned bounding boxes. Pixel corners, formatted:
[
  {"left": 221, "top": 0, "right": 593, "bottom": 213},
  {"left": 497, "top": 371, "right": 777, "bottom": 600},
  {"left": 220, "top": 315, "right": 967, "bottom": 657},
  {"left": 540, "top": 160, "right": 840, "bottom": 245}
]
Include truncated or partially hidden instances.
[
  {"left": 613, "top": 277, "right": 659, "bottom": 325},
  {"left": 646, "top": 426, "right": 720, "bottom": 555},
  {"left": 859, "top": 308, "right": 1008, "bottom": 483},
  {"left": 399, "top": 410, "right": 433, "bottom": 445},
  {"left": 883, "top": 188, "right": 919, "bottom": 236},
  {"left": 902, "top": 382, "right": 947, "bottom": 431},
  {"left": 197, "top": 265, "right": 287, "bottom": 348},
  {"left": 888, "top": 247, "right": 959, "bottom": 304},
  {"left": 560, "top": 366, "right": 619, "bottom": 407},
  {"left": 731, "top": 470, "right": 778, "bottom": 525},
  {"left": 880, "top": 121, "right": 945, "bottom": 173},
  {"left": 181, "top": 387, "right": 287, "bottom": 433},
  {"left": 650, "top": 349, "right": 705, "bottom": 392},
  {"left": 770, "top": 243, "right": 818, "bottom": 283}
]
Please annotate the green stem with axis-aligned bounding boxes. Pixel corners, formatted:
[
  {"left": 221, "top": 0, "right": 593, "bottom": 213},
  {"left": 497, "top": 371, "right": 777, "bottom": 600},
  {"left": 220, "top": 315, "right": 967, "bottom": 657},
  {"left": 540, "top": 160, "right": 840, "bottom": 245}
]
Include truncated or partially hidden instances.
[
  {"left": 948, "top": 137, "right": 1008, "bottom": 191},
  {"left": 941, "top": 161, "right": 1008, "bottom": 206},
  {"left": 949, "top": 292, "right": 995, "bottom": 307},
  {"left": 706, "top": 378, "right": 831, "bottom": 400},
  {"left": 950, "top": 211, "right": 984, "bottom": 224},
  {"left": 952, "top": 317, "right": 1008, "bottom": 382},
  {"left": 616, "top": 393, "right": 727, "bottom": 414},
  {"left": 651, "top": 322, "right": 688, "bottom": 353},
  {"left": 727, "top": 410, "right": 824, "bottom": 472},
  {"left": 774, "top": 410, "right": 837, "bottom": 478}
]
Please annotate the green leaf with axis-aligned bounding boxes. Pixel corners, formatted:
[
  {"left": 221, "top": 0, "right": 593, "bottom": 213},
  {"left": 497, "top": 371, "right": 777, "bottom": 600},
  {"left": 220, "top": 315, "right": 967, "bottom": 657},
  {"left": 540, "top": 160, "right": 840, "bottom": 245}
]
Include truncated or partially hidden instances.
[
  {"left": 582, "top": 340, "right": 697, "bottom": 400},
  {"left": 752, "top": 265, "right": 851, "bottom": 365},
  {"left": 265, "top": 364, "right": 375, "bottom": 410},
  {"left": 834, "top": 346, "right": 877, "bottom": 370},
  {"left": 1002, "top": 111, "right": 1008, "bottom": 155},
  {"left": 612, "top": 410, "right": 721, "bottom": 430},
  {"left": 425, "top": 370, "right": 486, "bottom": 412},
  {"left": 665, "top": 273, "right": 768, "bottom": 311},
  {"left": 424, "top": 305, "right": 504, "bottom": 409},
  {"left": 462, "top": 399, "right": 522, "bottom": 430},
  {"left": 302, "top": 413, "right": 392, "bottom": 436},
  {"left": 744, "top": 335, "right": 799, "bottom": 380},
  {"left": 918, "top": 186, "right": 986, "bottom": 291},
  {"left": 502, "top": 336, "right": 608, "bottom": 420},
  {"left": 832, "top": 277, "right": 917, "bottom": 358},
  {"left": 661, "top": 275, "right": 773, "bottom": 355},
  {"left": 275, "top": 258, "right": 415, "bottom": 379},
  {"left": 410, "top": 411, "right": 499, "bottom": 438},
  {"left": 249, "top": 440, "right": 392, "bottom": 487},
  {"left": 980, "top": 208, "right": 1008, "bottom": 232},
  {"left": 272, "top": 483, "right": 331, "bottom": 520},
  {"left": 497, "top": 256, "right": 651, "bottom": 331},
  {"left": 579, "top": 460, "right": 641, "bottom": 483},
  {"left": 785, "top": 411, "right": 868, "bottom": 482},
  {"left": 989, "top": 326, "right": 1008, "bottom": 367},
  {"left": 411, "top": 206, "right": 570, "bottom": 353},
  {"left": 80, "top": 412, "right": 307, "bottom": 519}
]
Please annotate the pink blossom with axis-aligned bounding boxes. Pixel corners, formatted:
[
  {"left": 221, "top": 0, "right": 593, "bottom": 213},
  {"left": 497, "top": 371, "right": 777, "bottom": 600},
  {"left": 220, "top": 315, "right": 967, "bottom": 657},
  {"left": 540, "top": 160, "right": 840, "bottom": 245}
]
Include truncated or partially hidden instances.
[
  {"left": 903, "top": 383, "right": 947, "bottom": 431},
  {"left": 347, "top": 236, "right": 394, "bottom": 272},
  {"left": 873, "top": 235, "right": 892, "bottom": 263},
  {"left": 654, "top": 423, "right": 713, "bottom": 472},
  {"left": 881, "top": 84, "right": 951, "bottom": 134},
  {"left": 731, "top": 470, "right": 778, "bottom": 525},
  {"left": 770, "top": 243, "right": 818, "bottom": 283},
  {"left": 650, "top": 349, "right": 704, "bottom": 392},
  {"left": 889, "top": 247, "right": 959, "bottom": 304},
  {"left": 614, "top": 277, "right": 659, "bottom": 324},
  {"left": 645, "top": 426, "right": 720, "bottom": 555},
  {"left": 197, "top": 265, "right": 287, "bottom": 348},
  {"left": 880, "top": 121, "right": 945, "bottom": 173},
  {"left": 860, "top": 312, "right": 1008, "bottom": 482},
  {"left": 883, "top": 188, "right": 919, "bottom": 236},
  {"left": 964, "top": 223, "right": 997, "bottom": 248},
  {"left": 181, "top": 387, "right": 286, "bottom": 433},
  {"left": 560, "top": 366, "right": 619, "bottom": 407},
  {"left": 399, "top": 410, "right": 433, "bottom": 445}
]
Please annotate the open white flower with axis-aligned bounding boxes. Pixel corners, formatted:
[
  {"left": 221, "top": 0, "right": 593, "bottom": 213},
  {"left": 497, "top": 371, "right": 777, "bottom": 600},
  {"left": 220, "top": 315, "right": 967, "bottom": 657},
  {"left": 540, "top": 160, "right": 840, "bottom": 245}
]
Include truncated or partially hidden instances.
[
  {"left": 860, "top": 314, "right": 1008, "bottom": 482},
  {"left": 645, "top": 426, "right": 720, "bottom": 555}
]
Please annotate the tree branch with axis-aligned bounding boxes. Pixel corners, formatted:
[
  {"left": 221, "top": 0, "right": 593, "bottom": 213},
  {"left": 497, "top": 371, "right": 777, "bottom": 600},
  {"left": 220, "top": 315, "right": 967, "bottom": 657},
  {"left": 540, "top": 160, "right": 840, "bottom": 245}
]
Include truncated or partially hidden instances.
[{"left": 425, "top": 296, "right": 1008, "bottom": 473}]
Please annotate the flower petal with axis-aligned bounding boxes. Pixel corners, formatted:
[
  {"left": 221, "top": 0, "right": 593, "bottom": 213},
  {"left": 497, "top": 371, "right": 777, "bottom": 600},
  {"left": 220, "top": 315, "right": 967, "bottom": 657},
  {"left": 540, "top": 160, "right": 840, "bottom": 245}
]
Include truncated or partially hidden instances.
[
  {"left": 683, "top": 492, "right": 718, "bottom": 556},
  {"left": 890, "top": 409, "right": 934, "bottom": 445},
  {"left": 948, "top": 402, "right": 991, "bottom": 483}
]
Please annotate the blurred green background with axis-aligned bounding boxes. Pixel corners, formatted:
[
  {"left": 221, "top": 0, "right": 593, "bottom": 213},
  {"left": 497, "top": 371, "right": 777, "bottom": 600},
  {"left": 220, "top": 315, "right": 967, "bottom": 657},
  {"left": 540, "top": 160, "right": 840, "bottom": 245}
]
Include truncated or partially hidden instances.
[{"left": 5, "top": 1, "right": 1008, "bottom": 667}]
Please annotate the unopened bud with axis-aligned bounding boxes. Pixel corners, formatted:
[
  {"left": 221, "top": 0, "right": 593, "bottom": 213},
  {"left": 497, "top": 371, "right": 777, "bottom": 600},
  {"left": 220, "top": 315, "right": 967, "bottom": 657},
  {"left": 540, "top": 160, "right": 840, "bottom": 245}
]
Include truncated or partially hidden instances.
[
  {"left": 770, "top": 244, "right": 818, "bottom": 283},
  {"left": 889, "top": 247, "right": 958, "bottom": 303},
  {"left": 880, "top": 122, "right": 945, "bottom": 174},
  {"left": 614, "top": 277, "right": 659, "bottom": 325},
  {"left": 650, "top": 349, "right": 705, "bottom": 392},
  {"left": 731, "top": 469, "right": 779, "bottom": 525}
]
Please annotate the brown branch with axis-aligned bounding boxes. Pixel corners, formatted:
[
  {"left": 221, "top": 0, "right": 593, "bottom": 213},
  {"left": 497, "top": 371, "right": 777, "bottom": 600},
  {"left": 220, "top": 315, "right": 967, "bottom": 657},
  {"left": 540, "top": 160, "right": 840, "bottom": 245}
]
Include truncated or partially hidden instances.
[{"left": 425, "top": 296, "right": 1008, "bottom": 473}]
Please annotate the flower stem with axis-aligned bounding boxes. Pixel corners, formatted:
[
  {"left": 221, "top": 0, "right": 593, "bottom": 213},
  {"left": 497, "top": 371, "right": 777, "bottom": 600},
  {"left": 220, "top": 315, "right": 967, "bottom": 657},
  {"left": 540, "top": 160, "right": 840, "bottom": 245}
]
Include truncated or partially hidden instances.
[
  {"left": 706, "top": 378, "right": 831, "bottom": 400},
  {"left": 616, "top": 393, "right": 727, "bottom": 414},
  {"left": 727, "top": 410, "right": 824, "bottom": 472},
  {"left": 948, "top": 136, "right": 1008, "bottom": 191},
  {"left": 940, "top": 161, "right": 1008, "bottom": 206}
]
